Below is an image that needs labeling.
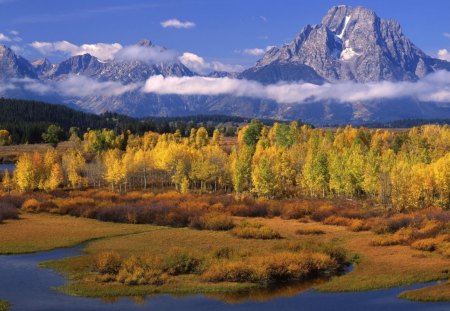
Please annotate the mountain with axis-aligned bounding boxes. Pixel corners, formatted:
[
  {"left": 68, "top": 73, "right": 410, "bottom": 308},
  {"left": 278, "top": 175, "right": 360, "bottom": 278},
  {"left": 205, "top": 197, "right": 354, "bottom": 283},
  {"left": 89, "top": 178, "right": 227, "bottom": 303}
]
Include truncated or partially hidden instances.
[
  {"left": 31, "top": 58, "right": 54, "bottom": 77},
  {"left": 0, "top": 45, "right": 37, "bottom": 79},
  {"left": 248, "top": 5, "right": 450, "bottom": 83},
  {"left": 0, "top": 6, "right": 450, "bottom": 125}
]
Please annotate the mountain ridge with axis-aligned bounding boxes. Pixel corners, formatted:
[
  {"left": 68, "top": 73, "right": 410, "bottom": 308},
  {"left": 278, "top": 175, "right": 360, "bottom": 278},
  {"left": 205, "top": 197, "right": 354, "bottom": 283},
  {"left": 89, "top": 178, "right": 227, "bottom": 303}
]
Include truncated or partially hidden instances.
[{"left": 0, "top": 5, "right": 449, "bottom": 125}]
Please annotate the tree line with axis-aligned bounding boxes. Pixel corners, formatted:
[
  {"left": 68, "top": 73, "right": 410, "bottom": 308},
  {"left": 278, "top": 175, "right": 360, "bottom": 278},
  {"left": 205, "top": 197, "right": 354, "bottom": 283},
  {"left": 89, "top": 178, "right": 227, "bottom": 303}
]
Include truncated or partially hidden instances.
[
  {"left": 0, "top": 98, "right": 288, "bottom": 144},
  {"left": 3, "top": 121, "right": 449, "bottom": 211}
]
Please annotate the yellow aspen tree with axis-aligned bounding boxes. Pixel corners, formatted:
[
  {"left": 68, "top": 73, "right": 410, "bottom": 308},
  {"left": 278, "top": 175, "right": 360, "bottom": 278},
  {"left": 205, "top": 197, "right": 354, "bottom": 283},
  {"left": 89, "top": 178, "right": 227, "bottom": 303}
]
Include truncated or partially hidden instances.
[
  {"left": 195, "top": 127, "right": 209, "bottom": 148},
  {"left": 433, "top": 154, "right": 450, "bottom": 208},
  {"left": 62, "top": 149, "right": 86, "bottom": 189},
  {"left": 2, "top": 169, "right": 13, "bottom": 193},
  {"left": 103, "top": 149, "right": 126, "bottom": 192},
  {"left": 45, "top": 163, "right": 64, "bottom": 191},
  {"left": 14, "top": 153, "right": 36, "bottom": 192},
  {"left": 211, "top": 129, "right": 222, "bottom": 146}
]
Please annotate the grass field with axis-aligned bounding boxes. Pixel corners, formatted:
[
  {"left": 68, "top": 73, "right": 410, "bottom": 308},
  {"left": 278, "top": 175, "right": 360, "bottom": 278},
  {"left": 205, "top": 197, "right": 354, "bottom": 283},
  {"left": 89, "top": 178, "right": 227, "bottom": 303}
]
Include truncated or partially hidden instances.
[
  {"left": 0, "top": 213, "right": 155, "bottom": 254},
  {"left": 36, "top": 215, "right": 449, "bottom": 300},
  {"left": 1, "top": 211, "right": 449, "bottom": 301},
  {"left": 399, "top": 282, "right": 450, "bottom": 302}
]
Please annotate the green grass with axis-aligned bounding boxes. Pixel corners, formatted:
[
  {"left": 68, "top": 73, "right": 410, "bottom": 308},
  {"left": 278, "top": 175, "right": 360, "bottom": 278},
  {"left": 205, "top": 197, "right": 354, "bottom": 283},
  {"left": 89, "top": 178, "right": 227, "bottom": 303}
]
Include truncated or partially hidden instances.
[{"left": 399, "top": 282, "right": 450, "bottom": 302}]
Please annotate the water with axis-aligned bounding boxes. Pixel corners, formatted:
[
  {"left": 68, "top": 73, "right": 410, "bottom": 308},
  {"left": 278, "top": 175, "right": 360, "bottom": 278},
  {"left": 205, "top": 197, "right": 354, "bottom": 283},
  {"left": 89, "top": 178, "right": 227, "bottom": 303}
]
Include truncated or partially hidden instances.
[
  {"left": 0, "top": 244, "right": 449, "bottom": 311},
  {"left": 0, "top": 164, "right": 15, "bottom": 173}
]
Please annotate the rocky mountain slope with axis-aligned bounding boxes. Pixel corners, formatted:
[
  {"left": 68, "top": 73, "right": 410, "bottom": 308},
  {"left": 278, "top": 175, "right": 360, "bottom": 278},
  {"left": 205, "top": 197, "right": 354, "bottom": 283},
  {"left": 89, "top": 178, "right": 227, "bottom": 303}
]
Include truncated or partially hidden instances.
[{"left": 0, "top": 5, "right": 449, "bottom": 124}]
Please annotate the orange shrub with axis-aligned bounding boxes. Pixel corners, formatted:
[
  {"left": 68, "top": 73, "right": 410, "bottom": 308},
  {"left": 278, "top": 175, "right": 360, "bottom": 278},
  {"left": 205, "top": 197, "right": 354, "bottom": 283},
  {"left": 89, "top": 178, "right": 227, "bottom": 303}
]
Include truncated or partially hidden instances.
[
  {"left": 198, "top": 212, "right": 234, "bottom": 231},
  {"left": 93, "top": 251, "right": 122, "bottom": 275},
  {"left": 323, "top": 216, "right": 352, "bottom": 226},
  {"left": 231, "top": 222, "right": 281, "bottom": 240},
  {"left": 21, "top": 198, "right": 40, "bottom": 212},
  {"left": 371, "top": 227, "right": 416, "bottom": 246},
  {"left": 411, "top": 238, "right": 440, "bottom": 252}
]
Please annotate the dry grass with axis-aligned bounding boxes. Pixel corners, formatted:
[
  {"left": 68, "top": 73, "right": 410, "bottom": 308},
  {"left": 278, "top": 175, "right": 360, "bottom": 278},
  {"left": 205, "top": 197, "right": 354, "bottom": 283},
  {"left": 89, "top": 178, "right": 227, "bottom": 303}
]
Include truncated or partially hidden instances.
[
  {"left": 0, "top": 213, "right": 156, "bottom": 254},
  {"left": 399, "top": 281, "right": 450, "bottom": 302},
  {"left": 231, "top": 221, "right": 282, "bottom": 239}
]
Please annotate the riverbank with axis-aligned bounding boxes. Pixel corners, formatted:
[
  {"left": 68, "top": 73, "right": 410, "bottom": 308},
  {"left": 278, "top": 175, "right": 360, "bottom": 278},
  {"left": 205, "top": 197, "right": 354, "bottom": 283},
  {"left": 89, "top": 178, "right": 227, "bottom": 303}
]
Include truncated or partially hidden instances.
[{"left": 0, "top": 194, "right": 449, "bottom": 302}]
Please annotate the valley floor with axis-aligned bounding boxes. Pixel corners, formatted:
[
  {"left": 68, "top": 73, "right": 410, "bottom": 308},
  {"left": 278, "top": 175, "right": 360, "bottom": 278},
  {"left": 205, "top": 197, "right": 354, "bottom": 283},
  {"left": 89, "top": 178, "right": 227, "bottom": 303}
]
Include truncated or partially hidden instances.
[{"left": 0, "top": 209, "right": 448, "bottom": 302}]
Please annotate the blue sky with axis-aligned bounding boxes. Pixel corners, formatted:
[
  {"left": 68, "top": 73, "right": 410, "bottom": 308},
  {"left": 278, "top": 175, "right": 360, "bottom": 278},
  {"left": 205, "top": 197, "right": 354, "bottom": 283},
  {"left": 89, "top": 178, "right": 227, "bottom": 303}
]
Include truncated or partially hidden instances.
[{"left": 1, "top": 0, "right": 449, "bottom": 69}]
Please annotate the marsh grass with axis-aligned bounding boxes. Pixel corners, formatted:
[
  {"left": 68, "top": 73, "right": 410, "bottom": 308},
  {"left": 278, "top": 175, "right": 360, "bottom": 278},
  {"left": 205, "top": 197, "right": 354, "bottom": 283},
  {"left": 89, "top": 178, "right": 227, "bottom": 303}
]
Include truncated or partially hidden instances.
[
  {"left": 0, "top": 213, "right": 156, "bottom": 254},
  {"left": 231, "top": 222, "right": 282, "bottom": 239},
  {"left": 399, "top": 281, "right": 450, "bottom": 302}
]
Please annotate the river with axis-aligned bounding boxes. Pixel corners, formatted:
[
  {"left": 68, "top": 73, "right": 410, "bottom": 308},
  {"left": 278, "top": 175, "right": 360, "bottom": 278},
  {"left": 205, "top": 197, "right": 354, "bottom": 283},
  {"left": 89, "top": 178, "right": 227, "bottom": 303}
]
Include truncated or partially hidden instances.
[{"left": 0, "top": 243, "right": 449, "bottom": 311}]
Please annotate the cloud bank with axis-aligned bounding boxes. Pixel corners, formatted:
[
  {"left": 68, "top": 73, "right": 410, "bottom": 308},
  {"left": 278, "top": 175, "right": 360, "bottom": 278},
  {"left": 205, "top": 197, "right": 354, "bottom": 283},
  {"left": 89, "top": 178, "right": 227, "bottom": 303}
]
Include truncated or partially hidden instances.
[
  {"left": 31, "top": 40, "right": 123, "bottom": 60},
  {"left": 161, "top": 19, "right": 195, "bottom": 29},
  {"left": 115, "top": 45, "right": 179, "bottom": 64},
  {"left": 179, "top": 52, "right": 244, "bottom": 74},
  {"left": 2, "top": 76, "right": 141, "bottom": 98},
  {"left": 142, "top": 71, "right": 450, "bottom": 104},
  {"left": 1, "top": 71, "right": 450, "bottom": 106},
  {"left": 438, "top": 49, "right": 450, "bottom": 61},
  {"left": 0, "top": 33, "right": 11, "bottom": 41},
  {"left": 242, "top": 46, "right": 275, "bottom": 56}
]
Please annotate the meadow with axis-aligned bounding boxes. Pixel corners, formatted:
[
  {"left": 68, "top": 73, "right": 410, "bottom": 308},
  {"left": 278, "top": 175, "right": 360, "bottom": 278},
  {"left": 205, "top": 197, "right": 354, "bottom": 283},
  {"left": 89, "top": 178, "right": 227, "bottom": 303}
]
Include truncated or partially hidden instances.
[
  {"left": 0, "top": 190, "right": 449, "bottom": 301},
  {"left": 0, "top": 123, "right": 449, "bottom": 304}
]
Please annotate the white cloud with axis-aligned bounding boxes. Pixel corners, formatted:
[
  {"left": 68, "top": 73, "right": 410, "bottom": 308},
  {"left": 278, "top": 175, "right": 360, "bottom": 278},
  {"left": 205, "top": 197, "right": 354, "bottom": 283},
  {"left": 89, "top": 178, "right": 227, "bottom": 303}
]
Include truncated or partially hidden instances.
[
  {"left": 30, "top": 40, "right": 123, "bottom": 60},
  {"left": 260, "top": 16, "right": 268, "bottom": 22},
  {"left": 179, "top": 52, "right": 244, "bottom": 74},
  {"left": 0, "top": 33, "right": 11, "bottom": 41},
  {"left": 142, "top": 71, "right": 450, "bottom": 104},
  {"left": 242, "top": 46, "right": 275, "bottom": 56},
  {"left": 243, "top": 48, "right": 265, "bottom": 56},
  {"left": 161, "top": 19, "right": 195, "bottom": 29},
  {"left": 57, "top": 75, "right": 141, "bottom": 97},
  {"left": 444, "top": 32, "right": 450, "bottom": 39},
  {"left": 10, "top": 45, "right": 23, "bottom": 53},
  {"left": 2, "top": 76, "right": 140, "bottom": 98},
  {"left": 438, "top": 49, "right": 450, "bottom": 61},
  {"left": 10, "top": 30, "right": 19, "bottom": 35},
  {"left": 114, "top": 45, "right": 179, "bottom": 64}
]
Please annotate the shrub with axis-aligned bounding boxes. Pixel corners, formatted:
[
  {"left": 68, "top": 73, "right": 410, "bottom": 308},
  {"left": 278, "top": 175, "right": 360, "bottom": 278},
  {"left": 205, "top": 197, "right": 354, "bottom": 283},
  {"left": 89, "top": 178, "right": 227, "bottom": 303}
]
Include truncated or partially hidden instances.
[
  {"left": 295, "top": 227, "right": 325, "bottom": 235},
  {"left": 197, "top": 213, "right": 234, "bottom": 231},
  {"left": 371, "top": 227, "right": 416, "bottom": 246},
  {"left": 0, "top": 195, "right": 26, "bottom": 208},
  {"left": 311, "top": 204, "right": 335, "bottom": 221},
  {"left": 228, "top": 202, "right": 268, "bottom": 217},
  {"left": 0, "top": 201, "right": 18, "bottom": 222},
  {"left": 93, "top": 251, "right": 122, "bottom": 275},
  {"left": 276, "top": 240, "right": 348, "bottom": 265},
  {"left": 162, "top": 250, "right": 202, "bottom": 275},
  {"left": 323, "top": 216, "right": 352, "bottom": 227},
  {"left": 231, "top": 222, "right": 281, "bottom": 240},
  {"left": 417, "top": 220, "right": 445, "bottom": 238},
  {"left": 372, "top": 214, "right": 418, "bottom": 234},
  {"left": 281, "top": 202, "right": 311, "bottom": 219},
  {"left": 348, "top": 219, "right": 371, "bottom": 232},
  {"left": 21, "top": 198, "right": 40, "bottom": 212},
  {"left": 411, "top": 238, "right": 440, "bottom": 252},
  {"left": 116, "top": 256, "right": 163, "bottom": 286},
  {"left": 202, "top": 252, "right": 337, "bottom": 284},
  {"left": 201, "top": 261, "right": 255, "bottom": 283}
]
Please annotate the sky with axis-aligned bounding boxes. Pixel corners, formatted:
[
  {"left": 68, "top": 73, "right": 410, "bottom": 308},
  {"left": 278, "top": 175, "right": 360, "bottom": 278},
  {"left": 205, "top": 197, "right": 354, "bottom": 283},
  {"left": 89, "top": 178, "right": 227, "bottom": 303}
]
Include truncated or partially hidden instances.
[{"left": 0, "top": 0, "right": 450, "bottom": 70}]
